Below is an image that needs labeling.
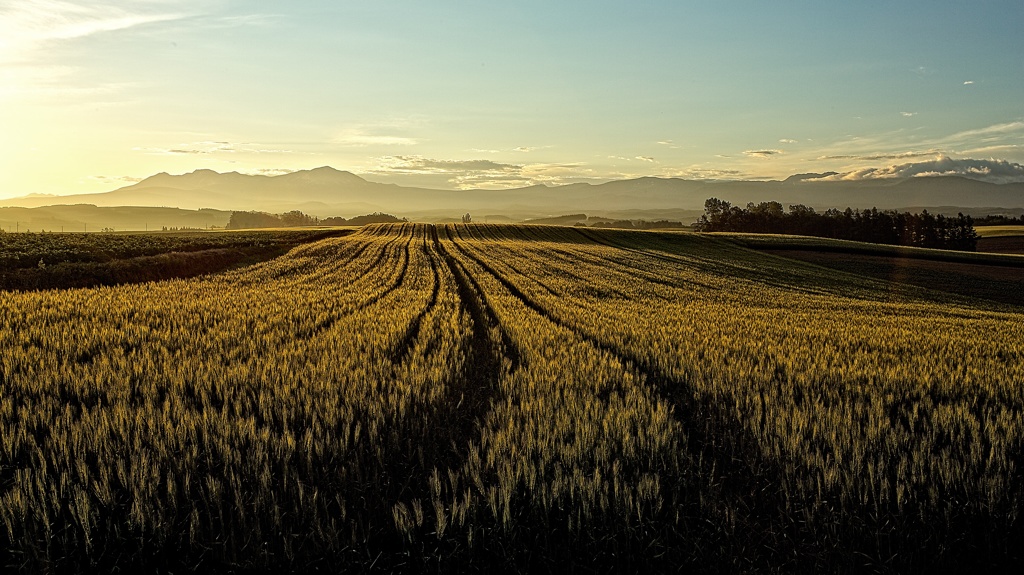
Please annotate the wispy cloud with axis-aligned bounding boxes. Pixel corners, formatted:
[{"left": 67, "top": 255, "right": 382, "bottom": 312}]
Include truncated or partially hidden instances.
[
  {"left": 959, "top": 144, "right": 1022, "bottom": 155},
  {"left": 945, "top": 121, "right": 1024, "bottom": 142},
  {"left": 900, "top": 112, "right": 917, "bottom": 117},
  {"left": 520, "top": 163, "right": 604, "bottom": 186},
  {"left": 206, "top": 13, "right": 281, "bottom": 29},
  {"left": 0, "top": 1, "right": 191, "bottom": 103},
  {"left": 744, "top": 149, "right": 783, "bottom": 158},
  {"left": 806, "top": 121, "right": 1024, "bottom": 171},
  {"left": 333, "top": 130, "right": 418, "bottom": 147},
  {"left": 377, "top": 155, "right": 526, "bottom": 190},
  {"left": 657, "top": 140, "right": 679, "bottom": 149},
  {"left": 369, "top": 156, "right": 608, "bottom": 189},
  {"left": 133, "top": 140, "right": 296, "bottom": 156},
  {"left": 250, "top": 168, "right": 296, "bottom": 176},
  {"left": 87, "top": 174, "right": 142, "bottom": 185},
  {"left": 816, "top": 150, "right": 940, "bottom": 162},
  {"left": 332, "top": 118, "right": 425, "bottom": 147},
  {"left": 963, "top": 80, "right": 974, "bottom": 85},
  {"left": 778, "top": 139, "right": 798, "bottom": 144},
  {"left": 379, "top": 156, "right": 521, "bottom": 174},
  {"left": 512, "top": 145, "right": 554, "bottom": 153},
  {"left": 608, "top": 155, "right": 656, "bottom": 163},
  {"left": 0, "top": 1, "right": 186, "bottom": 64},
  {"left": 659, "top": 167, "right": 747, "bottom": 180}
]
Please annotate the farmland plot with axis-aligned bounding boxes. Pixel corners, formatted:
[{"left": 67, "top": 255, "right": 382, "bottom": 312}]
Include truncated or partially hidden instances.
[{"left": 1, "top": 223, "right": 1021, "bottom": 572}]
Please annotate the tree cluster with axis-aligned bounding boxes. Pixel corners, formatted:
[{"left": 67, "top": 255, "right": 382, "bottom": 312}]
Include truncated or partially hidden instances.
[
  {"left": 227, "top": 211, "right": 311, "bottom": 229},
  {"left": 695, "top": 198, "right": 979, "bottom": 251},
  {"left": 228, "top": 210, "right": 406, "bottom": 229},
  {"left": 973, "top": 214, "right": 1024, "bottom": 226},
  {"left": 322, "top": 212, "right": 407, "bottom": 226},
  {"left": 589, "top": 219, "right": 683, "bottom": 230}
]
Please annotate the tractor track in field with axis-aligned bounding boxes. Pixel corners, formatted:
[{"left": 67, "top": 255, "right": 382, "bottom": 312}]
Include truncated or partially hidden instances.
[
  {"left": 354, "top": 230, "right": 413, "bottom": 313},
  {"left": 498, "top": 225, "right": 694, "bottom": 297},
  {"left": 433, "top": 225, "right": 520, "bottom": 374},
  {"left": 475, "top": 224, "right": 714, "bottom": 293},
  {"left": 374, "top": 225, "right": 515, "bottom": 505},
  {"left": 386, "top": 228, "right": 442, "bottom": 366},
  {"left": 448, "top": 232, "right": 636, "bottom": 367},
  {"left": 571, "top": 226, "right": 688, "bottom": 266},
  {"left": 445, "top": 230, "right": 783, "bottom": 516},
  {"left": 287, "top": 227, "right": 402, "bottom": 289},
  {"left": 292, "top": 228, "right": 415, "bottom": 341}
]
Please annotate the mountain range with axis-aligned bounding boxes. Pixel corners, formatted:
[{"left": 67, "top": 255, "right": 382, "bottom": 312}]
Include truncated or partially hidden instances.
[{"left": 3, "top": 167, "right": 1023, "bottom": 223}]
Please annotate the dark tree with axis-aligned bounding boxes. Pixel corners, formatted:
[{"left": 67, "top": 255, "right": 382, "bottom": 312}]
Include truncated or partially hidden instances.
[{"left": 694, "top": 198, "right": 979, "bottom": 251}]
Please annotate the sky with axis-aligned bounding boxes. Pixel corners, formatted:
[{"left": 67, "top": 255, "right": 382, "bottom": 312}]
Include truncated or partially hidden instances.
[{"left": 1, "top": 0, "right": 1023, "bottom": 198}]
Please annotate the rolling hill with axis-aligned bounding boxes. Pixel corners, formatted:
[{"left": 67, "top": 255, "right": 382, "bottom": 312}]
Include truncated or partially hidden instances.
[{"left": 2, "top": 167, "right": 1023, "bottom": 221}]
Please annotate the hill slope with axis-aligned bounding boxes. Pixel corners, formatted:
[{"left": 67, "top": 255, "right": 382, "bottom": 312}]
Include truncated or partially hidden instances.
[{"left": 2, "top": 168, "right": 1022, "bottom": 218}]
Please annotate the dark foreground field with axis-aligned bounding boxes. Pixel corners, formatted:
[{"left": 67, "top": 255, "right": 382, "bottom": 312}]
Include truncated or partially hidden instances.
[
  {"left": 1, "top": 224, "right": 1022, "bottom": 573},
  {"left": 978, "top": 235, "right": 1024, "bottom": 254},
  {"left": 0, "top": 229, "right": 350, "bottom": 291}
]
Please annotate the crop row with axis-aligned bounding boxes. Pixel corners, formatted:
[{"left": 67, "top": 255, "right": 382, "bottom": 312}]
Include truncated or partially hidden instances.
[
  {"left": 1, "top": 223, "right": 1021, "bottom": 572},
  {"left": 0, "top": 230, "right": 340, "bottom": 269},
  {"left": 439, "top": 223, "right": 1024, "bottom": 570}
]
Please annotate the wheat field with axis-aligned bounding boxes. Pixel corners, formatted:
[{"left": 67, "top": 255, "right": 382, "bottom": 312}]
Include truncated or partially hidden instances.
[{"left": 1, "top": 223, "right": 1021, "bottom": 572}]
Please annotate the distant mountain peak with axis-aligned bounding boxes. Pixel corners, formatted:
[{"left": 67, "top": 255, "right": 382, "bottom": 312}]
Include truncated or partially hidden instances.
[{"left": 274, "top": 167, "right": 366, "bottom": 187}]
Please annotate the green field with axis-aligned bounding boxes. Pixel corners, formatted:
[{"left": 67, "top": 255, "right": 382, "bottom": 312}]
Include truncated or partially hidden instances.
[{"left": 1, "top": 224, "right": 1022, "bottom": 572}]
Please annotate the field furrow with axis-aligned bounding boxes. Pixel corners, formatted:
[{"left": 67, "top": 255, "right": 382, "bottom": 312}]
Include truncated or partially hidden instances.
[{"left": 1, "top": 222, "right": 1022, "bottom": 573}]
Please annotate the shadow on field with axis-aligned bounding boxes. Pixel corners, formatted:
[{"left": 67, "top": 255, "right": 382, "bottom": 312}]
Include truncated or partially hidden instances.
[
  {"left": 0, "top": 230, "right": 351, "bottom": 291},
  {"left": 761, "top": 249, "right": 1024, "bottom": 308}
]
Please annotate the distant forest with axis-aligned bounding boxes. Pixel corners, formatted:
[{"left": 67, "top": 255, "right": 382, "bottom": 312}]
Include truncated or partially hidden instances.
[
  {"left": 227, "top": 210, "right": 406, "bottom": 229},
  {"left": 695, "top": 198, "right": 980, "bottom": 251},
  {"left": 974, "top": 214, "right": 1024, "bottom": 226},
  {"left": 588, "top": 219, "right": 684, "bottom": 230}
]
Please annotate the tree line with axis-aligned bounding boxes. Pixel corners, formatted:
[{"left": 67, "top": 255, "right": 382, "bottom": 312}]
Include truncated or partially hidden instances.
[
  {"left": 694, "top": 198, "right": 980, "bottom": 251},
  {"left": 588, "top": 219, "right": 684, "bottom": 230},
  {"left": 227, "top": 210, "right": 406, "bottom": 229},
  {"left": 973, "top": 214, "right": 1024, "bottom": 226}
]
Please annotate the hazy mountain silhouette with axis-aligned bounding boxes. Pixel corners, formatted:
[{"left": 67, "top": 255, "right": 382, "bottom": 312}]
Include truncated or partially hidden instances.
[
  {"left": 0, "top": 205, "right": 231, "bottom": 233},
  {"left": 2, "top": 167, "right": 1022, "bottom": 219}
]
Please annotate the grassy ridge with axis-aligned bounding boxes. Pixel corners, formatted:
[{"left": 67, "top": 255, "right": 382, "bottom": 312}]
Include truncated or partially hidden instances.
[
  {"left": 727, "top": 232, "right": 1024, "bottom": 308},
  {"left": 0, "top": 230, "right": 350, "bottom": 291},
  {"left": 1, "top": 225, "right": 1021, "bottom": 572},
  {"left": 724, "top": 232, "right": 1024, "bottom": 265}
]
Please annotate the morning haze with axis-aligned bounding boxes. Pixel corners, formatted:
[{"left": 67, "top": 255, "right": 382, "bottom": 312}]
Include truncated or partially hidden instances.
[{"left": 1, "top": 0, "right": 1022, "bottom": 204}]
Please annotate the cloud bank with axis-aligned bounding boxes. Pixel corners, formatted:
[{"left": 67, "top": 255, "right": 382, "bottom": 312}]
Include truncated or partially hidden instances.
[
  {"left": 370, "top": 156, "right": 607, "bottom": 189},
  {"left": 813, "top": 156, "right": 1024, "bottom": 184}
]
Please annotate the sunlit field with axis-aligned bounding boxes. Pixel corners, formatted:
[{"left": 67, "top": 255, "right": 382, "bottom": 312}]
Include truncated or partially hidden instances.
[
  {"left": 2, "top": 224, "right": 1022, "bottom": 573},
  {"left": 976, "top": 225, "right": 1024, "bottom": 238}
]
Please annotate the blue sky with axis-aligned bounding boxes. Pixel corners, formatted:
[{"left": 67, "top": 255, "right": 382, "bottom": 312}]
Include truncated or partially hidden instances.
[{"left": 1, "top": 0, "right": 1022, "bottom": 197}]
